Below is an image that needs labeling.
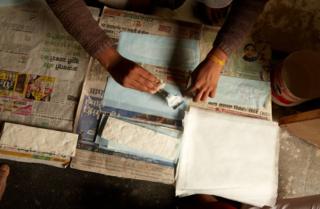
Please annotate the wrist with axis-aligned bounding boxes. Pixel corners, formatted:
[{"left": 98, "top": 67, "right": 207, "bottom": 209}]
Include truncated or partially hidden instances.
[
  {"left": 96, "top": 47, "right": 122, "bottom": 69},
  {"left": 206, "top": 47, "right": 228, "bottom": 72},
  {"left": 207, "top": 47, "right": 228, "bottom": 62}
]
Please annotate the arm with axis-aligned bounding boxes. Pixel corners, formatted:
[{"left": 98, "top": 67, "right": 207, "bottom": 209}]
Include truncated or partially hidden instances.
[
  {"left": 213, "top": 0, "right": 268, "bottom": 56},
  {"left": 190, "top": 0, "right": 268, "bottom": 102},
  {"left": 46, "top": 0, "right": 160, "bottom": 93}
]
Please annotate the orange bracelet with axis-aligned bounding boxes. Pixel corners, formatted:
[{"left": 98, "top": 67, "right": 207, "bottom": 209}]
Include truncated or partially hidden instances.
[{"left": 208, "top": 54, "right": 226, "bottom": 66}]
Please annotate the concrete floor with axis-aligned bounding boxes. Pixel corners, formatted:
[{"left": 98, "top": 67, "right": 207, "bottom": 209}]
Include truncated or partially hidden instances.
[
  {"left": 0, "top": 160, "right": 175, "bottom": 209},
  {"left": 275, "top": 100, "right": 320, "bottom": 199}
]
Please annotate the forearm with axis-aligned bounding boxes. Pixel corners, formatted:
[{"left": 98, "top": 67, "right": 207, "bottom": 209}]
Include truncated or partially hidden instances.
[
  {"left": 213, "top": 0, "right": 268, "bottom": 56},
  {"left": 46, "top": 0, "right": 112, "bottom": 58}
]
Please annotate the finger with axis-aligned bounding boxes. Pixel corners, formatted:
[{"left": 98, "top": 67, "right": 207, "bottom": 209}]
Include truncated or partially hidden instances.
[
  {"left": 131, "top": 80, "right": 155, "bottom": 94},
  {"left": 209, "top": 86, "right": 217, "bottom": 98},
  {"left": 194, "top": 88, "right": 206, "bottom": 102},
  {"left": 183, "top": 85, "right": 195, "bottom": 97},
  {"left": 187, "top": 82, "right": 202, "bottom": 94},
  {"left": 122, "top": 79, "right": 147, "bottom": 92},
  {"left": 134, "top": 76, "right": 158, "bottom": 92},
  {"left": 209, "top": 84, "right": 218, "bottom": 98},
  {"left": 136, "top": 67, "right": 159, "bottom": 83},
  {"left": 134, "top": 77, "right": 158, "bottom": 93},
  {"left": 201, "top": 89, "right": 210, "bottom": 102}
]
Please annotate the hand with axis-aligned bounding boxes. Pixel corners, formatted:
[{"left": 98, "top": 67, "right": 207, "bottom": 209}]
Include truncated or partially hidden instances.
[
  {"left": 96, "top": 47, "right": 160, "bottom": 94},
  {"left": 108, "top": 55, "right": 161, "bottom": 93},
  {"left": 188, "top": 48, "right": 227, "bottom": 102}
]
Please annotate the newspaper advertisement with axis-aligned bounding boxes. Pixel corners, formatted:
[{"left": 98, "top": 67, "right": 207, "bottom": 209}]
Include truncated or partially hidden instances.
[
  {"left": 72, "top": 149, "right": 175, "bottom": 184},
  {"left": 0, "top": 0, "right": 98, "bottom": 131}
]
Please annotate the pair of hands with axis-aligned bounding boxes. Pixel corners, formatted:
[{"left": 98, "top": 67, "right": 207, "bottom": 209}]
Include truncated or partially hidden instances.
[{"left": 97, "top": 47, "right": 227, "bottom": 102}]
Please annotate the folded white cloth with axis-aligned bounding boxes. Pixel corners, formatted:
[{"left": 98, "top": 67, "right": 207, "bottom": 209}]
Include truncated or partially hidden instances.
[{"left": 176, "top": 107, "right": 279, "bottom": 207}]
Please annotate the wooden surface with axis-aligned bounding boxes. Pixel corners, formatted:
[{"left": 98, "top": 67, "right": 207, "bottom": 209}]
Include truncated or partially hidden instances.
[
  {"left": 280, "top": 109, "right": 320, "bottom": 148},
  {"left": 279, "top": 109, "right": 320, "bottom": 125}
]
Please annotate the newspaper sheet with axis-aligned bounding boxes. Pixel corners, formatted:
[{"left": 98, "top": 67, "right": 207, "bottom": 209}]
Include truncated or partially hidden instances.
[
  {"left": 0, "top": 146, "right": 71, "bottom": 168},
  {"left": 71, "top": 148, "right": 175, "bottom": 184},
  {"left": 0, "top": 1, "right": 98, "bottom": 131}
]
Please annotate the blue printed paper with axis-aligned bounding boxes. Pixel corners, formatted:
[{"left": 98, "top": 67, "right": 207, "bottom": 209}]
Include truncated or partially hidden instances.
[
  {"left": 103, "top": 78, "right": 187, "bottom": 120},
  {"left": 118, "top": 32, "right": 200, "bottom": 71},
  {"left": 210, "top": 76, "right": 270, "bottom": 108}
]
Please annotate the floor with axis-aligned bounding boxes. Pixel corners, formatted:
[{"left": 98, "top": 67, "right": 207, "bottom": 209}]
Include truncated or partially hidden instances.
[
  {"left": 0, "top": 160, "right": 175, "bottom": 209},
  {"left": 275, "top": 100, "right": 320, "bottom": 199}
]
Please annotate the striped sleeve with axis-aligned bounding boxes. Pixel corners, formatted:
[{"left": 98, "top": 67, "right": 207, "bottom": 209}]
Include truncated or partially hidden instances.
[
  {"left": 213, "top": 0, "right": 268, "bottom": 56},
  {"left": 46, "top": 0, "right": 112, "bottom": 58}
]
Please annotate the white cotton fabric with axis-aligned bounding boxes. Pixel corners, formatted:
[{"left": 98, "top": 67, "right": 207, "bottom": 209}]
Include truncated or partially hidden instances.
[{"left": 176, "top": 107, "right": 279, "bottom": 207}]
